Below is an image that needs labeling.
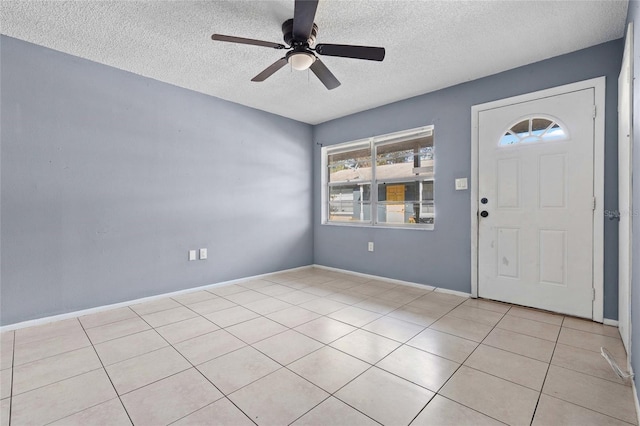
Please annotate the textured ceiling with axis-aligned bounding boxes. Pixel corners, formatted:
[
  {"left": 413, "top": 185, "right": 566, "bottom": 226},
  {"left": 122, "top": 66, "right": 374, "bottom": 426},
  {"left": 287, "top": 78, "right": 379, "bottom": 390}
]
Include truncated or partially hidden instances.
[{"left": 0, "top": 0, "right": 629, "bottom": 124}]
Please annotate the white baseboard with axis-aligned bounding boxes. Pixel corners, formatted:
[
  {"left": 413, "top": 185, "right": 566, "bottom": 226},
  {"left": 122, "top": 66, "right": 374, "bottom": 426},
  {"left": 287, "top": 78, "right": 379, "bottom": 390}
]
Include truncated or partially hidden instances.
[
  {"left": 0, "top": 265, "right": 313, "bottom": 332},
  {"left": 3, "top": 262, "right": 610, "bottom": 333},
  {"left": 312, "top": 264, "right": 473, "bottom": 298},
  {"left": 312, "top": 264, "right": 437, "bottom": 291},
  {"left": 434, "top": 288, "right": 473, "bottom": 298},
  {"left": 316, "top": 264, "right": 618, "bottom": 319}
]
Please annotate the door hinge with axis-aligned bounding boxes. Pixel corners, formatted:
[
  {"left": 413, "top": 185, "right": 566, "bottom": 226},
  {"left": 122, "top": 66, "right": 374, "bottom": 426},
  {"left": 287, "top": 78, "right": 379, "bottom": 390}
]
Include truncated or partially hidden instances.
[
  {"left": 593, "top": 105, "right": 597, "bottom": 118},
  {"left": 593, "top": 197, "right": 596, "bottom": 210},
  {"left": 593, "top": 288, "right": 596, "bottom": 301}
]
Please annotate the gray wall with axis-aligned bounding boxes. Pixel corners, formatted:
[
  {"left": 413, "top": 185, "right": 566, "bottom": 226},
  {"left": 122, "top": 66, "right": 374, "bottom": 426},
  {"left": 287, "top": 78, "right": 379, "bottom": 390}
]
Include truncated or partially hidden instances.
[
  {"left": 626, "top": 0, "right": 640, "bottom": 404},
  {"left": 0, "top": 33, "right": 627, "bottom": 326},
  {"left": 313, "top": 39, "right": 623, "bottom": 320},
  {"left": 0, "top": 36, "right": 313, "bottom": 325}
]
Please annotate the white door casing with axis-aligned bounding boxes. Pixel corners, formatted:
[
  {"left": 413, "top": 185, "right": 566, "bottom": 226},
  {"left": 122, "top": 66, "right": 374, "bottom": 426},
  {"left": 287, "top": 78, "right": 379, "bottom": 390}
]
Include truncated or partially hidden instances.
[
  {"left": 618, "top": 22, "right": 633, "bottom": 353},
  {"left": 471, "top": 78, "right": 606, "bottom": 321}
]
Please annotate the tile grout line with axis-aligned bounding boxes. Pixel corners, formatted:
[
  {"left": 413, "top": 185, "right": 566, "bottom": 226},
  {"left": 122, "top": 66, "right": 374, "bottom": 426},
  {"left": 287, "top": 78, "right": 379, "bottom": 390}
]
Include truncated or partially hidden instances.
[
  {"left": 82, "top": 307, "right": 207, "bottom": 422},
  {"left": 528, "top": 315, "right": 562, "bottom": 426},
  {"left": 287, "top": 386, "right": 382, "bottom": 426},
  {"left": 3, "top": 276, "right": 374, "bottom": 424},
  {"left": 13, "top": 367, "right": 106, "bottom": 401},
  {"left": 405, "top": 303, "right": 513, "bottom": 426},
  {"left": 6, "top": 282, "right": 415, "bottom": 425},
  {"left": 8, "top": 324, "right": 119, "bottom": 402},
  {"left": 165, "top": 397, "right": 258, "bottom": 426},
  {"left": 280, "top": 347, "right": 381, "bottom": 425},
  {"left": 88, "top": 307, "right": 234, "bottom": 424},
  {"left": 79, "top": 307, "right": 139, "bottom": 330},
  {"left": 549, "top": 344, "right": 632, "bottom": 386},
  {"left": 0, "top": 292, "right": 543, "bottom": 424},
  {"left": 326, "top": 297, "right": 447, "bottom": 425},
  {"left": 537, "top": 363, "right": 638, "bottom": 423},
  {"left": 128, "top": 302, "right": 270, "bottom": 426},
  {"left": 478, "top": 337, "right": 554, "bottom": 364},
  {"left": 177, "top": 290, "right": 383, "bottom": 425},
  {"left": 77, "top": 317, "right": 136, "bottom": 426},
  {"left": 438, "top": 305, "right": 524, "bottom": 398},
  {"left": 416, "top": 388, "right": 507, "bottom": 425},
  {"left": 84, "top": 315, "right": 156, "bottom": 345},
  {"left": 13, "top": 319, "right": 129, "bottom": 425},
  {"left": 181, "top": 300, "right": 334, "bottom": 424},
  {"left": 492, "top": 316, "right": 622, "bottom": 382},
  {"left": 6, "top": 273, "right": 627, "bottom": 425},
  {"left": 283, "top": 294, "right": 458, "bottom": 425},
  {"left": 8, "top": 330, "right": 15, "bottom": 426},
  {"left": 11, "top": 341, "right": 94, "bottom": 370},
  {"left": 541, "top": 386, "right": 638, "bottom": 425}
]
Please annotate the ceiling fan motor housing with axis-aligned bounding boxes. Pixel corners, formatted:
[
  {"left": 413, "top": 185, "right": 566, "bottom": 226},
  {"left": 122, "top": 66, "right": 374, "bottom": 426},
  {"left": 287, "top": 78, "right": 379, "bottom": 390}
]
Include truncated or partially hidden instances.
[{"left": 282, "top": 18, "right": 318, "bottom": 47}]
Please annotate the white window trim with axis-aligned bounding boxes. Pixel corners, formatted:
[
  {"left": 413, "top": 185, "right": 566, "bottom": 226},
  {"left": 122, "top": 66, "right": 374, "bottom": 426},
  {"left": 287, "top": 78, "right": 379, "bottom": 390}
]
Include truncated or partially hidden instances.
[{"left": 321, "top": 125, "right": 435, "bottom": 230}]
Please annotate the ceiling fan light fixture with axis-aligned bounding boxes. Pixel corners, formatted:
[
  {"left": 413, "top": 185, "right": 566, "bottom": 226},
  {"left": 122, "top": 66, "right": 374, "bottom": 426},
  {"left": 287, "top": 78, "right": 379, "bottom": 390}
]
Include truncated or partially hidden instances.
[{"left": 288, "top": 52, "right": 316, "bottom": 70}]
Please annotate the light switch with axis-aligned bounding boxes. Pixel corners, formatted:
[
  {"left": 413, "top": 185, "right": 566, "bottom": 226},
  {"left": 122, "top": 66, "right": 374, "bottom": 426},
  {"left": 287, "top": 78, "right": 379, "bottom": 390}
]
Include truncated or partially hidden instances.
[
  {"left": 188, "top": 250, "right": 197, "bottom": 261},
  {"left": 455, "top": 178, "right": 468, "bottom": 190},
  {"left": 368, "top": 242, "right": 374, "bottom": 252},
  {"left": 199, "top": 248, "right": 208, "bottom": 260}
]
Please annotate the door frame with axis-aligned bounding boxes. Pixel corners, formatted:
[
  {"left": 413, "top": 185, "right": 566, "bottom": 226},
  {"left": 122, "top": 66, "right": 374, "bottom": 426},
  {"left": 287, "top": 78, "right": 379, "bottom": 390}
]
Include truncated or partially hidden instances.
[
  {"left": 470, "top": 77, "right": 606, "bottom": 322},
  {"left": 618, "top": 22, "right": 634, "bottom": 354}
]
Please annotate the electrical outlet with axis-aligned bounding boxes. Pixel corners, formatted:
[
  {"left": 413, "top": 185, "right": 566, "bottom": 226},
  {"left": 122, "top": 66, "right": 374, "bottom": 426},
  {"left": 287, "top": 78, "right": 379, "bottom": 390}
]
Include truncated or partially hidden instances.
[
  {"left": 368, "top": 242, "right": 374, "bottom": 252},
  {"left": 199, "top": 248, "right": 208, "bottom": 260},
  {"left": 188, "top": 250, "right": 197, "bottom": 261}
]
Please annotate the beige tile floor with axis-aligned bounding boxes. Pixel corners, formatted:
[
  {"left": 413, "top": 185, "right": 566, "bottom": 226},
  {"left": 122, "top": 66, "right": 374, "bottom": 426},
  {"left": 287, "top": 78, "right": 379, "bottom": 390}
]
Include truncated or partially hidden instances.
[{"left": 0, "top": 267, "right": 637, "bottom": 425}]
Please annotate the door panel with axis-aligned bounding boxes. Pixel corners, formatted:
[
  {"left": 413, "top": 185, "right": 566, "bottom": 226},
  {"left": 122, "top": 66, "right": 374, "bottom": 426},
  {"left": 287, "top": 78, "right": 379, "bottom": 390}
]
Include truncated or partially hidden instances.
[
  {"left": 539, "top": 154, "right": 566, "bottom": 208},
  {"left": 478, "top": 88, "right": 594, "bottom": 318},
  {"left": 539, "top": 230, "right": 566, "bottom": 285},
  {"left": 497, "top": 158, "right": 520, "bottom": 208},
  {"left": 497, "top": 228, "right": 519, "bottom": 278}
]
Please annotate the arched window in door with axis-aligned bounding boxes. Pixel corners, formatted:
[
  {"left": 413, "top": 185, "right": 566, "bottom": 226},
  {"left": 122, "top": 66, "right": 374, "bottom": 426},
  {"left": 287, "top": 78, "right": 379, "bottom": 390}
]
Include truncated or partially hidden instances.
[{"left": 499, "top": 117, "right": 568, "bottom": 146}]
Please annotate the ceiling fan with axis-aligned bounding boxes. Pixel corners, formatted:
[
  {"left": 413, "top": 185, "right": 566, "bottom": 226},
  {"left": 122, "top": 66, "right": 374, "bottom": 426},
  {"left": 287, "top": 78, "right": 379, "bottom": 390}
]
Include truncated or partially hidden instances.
[{"left": 211, "top": 0, "right": 385, "bottom": 90}]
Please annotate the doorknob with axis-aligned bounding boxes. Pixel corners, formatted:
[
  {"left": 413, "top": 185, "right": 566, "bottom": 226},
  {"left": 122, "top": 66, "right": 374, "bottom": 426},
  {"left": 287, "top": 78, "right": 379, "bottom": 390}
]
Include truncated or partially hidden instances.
[{"left": 480, "top": 211, "right": 489, "bottom": 218}]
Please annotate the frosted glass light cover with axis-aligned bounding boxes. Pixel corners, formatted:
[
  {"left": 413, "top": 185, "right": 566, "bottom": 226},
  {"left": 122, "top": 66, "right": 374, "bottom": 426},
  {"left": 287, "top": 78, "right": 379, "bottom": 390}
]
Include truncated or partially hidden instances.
[{"left": 289, "top": 52, "right": 315, "bottom": 70}]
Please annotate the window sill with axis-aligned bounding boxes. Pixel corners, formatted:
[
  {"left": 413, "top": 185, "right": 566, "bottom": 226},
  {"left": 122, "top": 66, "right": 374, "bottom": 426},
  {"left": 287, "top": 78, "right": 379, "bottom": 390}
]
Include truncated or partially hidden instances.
[{"left": 321, "top": 222, "right": 434, "bottom": 231}]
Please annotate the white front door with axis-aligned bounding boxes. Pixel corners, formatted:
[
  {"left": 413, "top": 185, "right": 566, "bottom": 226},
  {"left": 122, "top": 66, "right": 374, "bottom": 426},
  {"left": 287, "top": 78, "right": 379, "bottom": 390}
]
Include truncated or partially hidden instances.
[{"left": 477, "top": 88, "right": 595, "bottom": 318}]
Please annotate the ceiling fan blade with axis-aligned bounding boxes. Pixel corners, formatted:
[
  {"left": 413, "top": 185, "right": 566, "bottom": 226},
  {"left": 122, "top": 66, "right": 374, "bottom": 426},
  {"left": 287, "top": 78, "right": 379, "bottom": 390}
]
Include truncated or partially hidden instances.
[
  {"left": 251, "top": 58, "right": 288, "bottom": 82},
  {"left": 211, "top": 34, "right": 285, "bottom": 50},
  {"left": 315, "top": 44, "right": 385, "bottom": 61},
  {"left": 293, "top": 0, "right": 319, "bottom": 41},
  {"left": 310, "top": 58, "right": 340, "bottom": 90}
]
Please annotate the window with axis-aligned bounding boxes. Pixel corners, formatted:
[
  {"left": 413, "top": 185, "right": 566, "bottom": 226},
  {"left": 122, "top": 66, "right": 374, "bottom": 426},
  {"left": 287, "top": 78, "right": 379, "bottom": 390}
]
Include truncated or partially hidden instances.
[
  {"left": 499, "top": 116, "right": 567, "bottom": 146},
  {"left": 322, "top": 126, "right": 434, "bottom": 229}
]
